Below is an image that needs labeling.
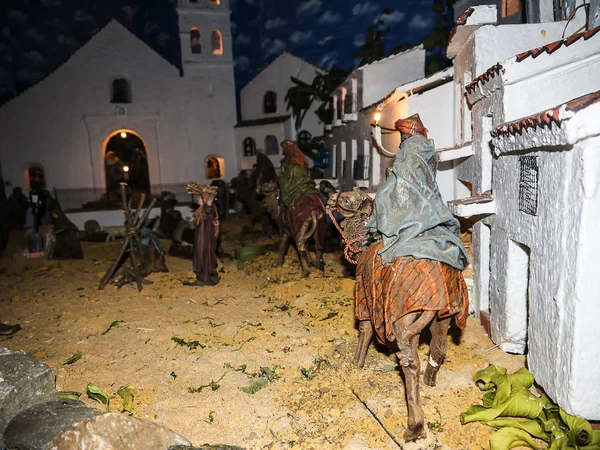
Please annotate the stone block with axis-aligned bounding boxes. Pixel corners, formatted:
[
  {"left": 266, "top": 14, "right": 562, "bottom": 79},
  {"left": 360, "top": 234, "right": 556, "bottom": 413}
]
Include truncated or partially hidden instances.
[
  {"left": 4, "top": 399, "right": 97, "bottom": 450},
  {"left": 46, "top": 413, "right": 191, "bottom": 449},
  {"left": 0, "top": 348, "right": 57, "bottom": 435}
]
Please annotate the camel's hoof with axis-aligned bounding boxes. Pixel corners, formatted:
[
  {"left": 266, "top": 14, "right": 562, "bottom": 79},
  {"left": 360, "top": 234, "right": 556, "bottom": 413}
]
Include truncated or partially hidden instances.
[
  {"left": 301, "top": 269, "right": 311, "bottom": 278},
  {"left": 423, "top": 366, "right": 438, "bottom": 387},
  {"left": 403, "top": 423, "right": 426, "bottom": 442}
]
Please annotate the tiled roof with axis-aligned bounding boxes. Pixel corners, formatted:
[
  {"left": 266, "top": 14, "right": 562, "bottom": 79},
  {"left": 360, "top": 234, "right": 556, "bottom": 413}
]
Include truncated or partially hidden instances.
[
  {"left": 514, "top": 26, "right": 600, "bottom": 62},
  {"left": 465, "top": 26, "right": 600, "bottom": 95},
  {"left": 234, "top": 114, "right": 291, "bottom": 128},
  {"left": 490, "top": 90, "right": 600, "bottom": 138},
  {"left": 465, "top": 63, "right": 503, "bottom": 94},
  {"left": 449, "top": 7, "right": 475, "bottom": 41}
]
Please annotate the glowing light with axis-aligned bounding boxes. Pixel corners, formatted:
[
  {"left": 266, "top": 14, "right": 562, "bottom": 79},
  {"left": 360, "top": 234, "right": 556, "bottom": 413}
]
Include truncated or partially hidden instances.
[
  {"left": 120, "top": 132, "right": 127, "bottom": 138},
  {"left": 374, "top": 112, "right": 381, "bottom": 124},
  {"left": 123, "top": 166, "right": 130, "bottom": 173}
]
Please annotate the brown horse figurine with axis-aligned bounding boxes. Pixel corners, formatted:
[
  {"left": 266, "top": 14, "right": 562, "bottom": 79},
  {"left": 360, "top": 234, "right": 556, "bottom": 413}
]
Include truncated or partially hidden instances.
[{"left": 327, "top": 189, "right": 468, "bottom": 442}]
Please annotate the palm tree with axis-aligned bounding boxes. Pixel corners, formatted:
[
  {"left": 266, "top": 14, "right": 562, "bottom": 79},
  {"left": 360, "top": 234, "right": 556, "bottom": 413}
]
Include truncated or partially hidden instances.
[
  {"left": 422, "top": 0, "right": 456, "bottom": 75},
  {"left": 351, "top": 9, "right": 392, "bottom": 66},
  {"left": 285, "top": 66, "right": 348, "bottom": 132}
]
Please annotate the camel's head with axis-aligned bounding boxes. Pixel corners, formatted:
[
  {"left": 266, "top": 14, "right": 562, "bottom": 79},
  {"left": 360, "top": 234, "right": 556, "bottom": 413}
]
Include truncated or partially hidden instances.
[{"left": 327, "top": 188, "right": 373, "bottom": 219}]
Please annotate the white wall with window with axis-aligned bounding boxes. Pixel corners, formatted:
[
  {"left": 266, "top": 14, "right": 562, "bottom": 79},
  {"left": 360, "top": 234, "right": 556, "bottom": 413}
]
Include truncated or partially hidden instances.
[{"left": 0, "top": 0, "right": 237, "bottom": 210}]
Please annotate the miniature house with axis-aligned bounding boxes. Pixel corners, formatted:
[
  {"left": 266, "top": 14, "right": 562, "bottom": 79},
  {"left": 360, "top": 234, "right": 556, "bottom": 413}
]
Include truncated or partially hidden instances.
[
  {"left": 447, "top": 3, "right": 600, "bottom": 418},
  {"left": 234, "top": 51, "right": 325, "bottom": 172},
  {"left": 364, "top": 67, "right": 472, "bottom": 204},
  {"left": 324, "top": 45, "right": 426, "bottom": 192},
  {"left": 0, "top": 0, "right": 238, "bottom": 210}
]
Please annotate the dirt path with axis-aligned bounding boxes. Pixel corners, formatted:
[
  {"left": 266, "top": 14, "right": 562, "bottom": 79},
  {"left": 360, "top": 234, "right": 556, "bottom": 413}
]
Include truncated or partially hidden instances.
[{"left": 0, "top": 218, "right": 525, "bottom": 449}]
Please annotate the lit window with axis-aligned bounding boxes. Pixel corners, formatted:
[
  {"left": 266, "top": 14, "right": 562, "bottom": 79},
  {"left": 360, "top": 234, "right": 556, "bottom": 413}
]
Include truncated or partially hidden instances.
[
  {"left": 265, "top": 135, "right": 279, "bottom": 155},
  {"left": 211, "top": 30, "right": 223, "bottom": 55},
  {"left": 111, "top": 78, "right": 131, "bottom": 103},
  {"left": 263, "top": 91, "right": 277, "bottom": 114},
  {"left": 190, "top": 28, "right": 201, "bottom": 54},
  {"left": 243, "top": 137, "right": 256, "bottom": 157},
  {"left": 206, "top": 156, "right": 224, "bottom": 179},
  {"left": 209, "top": 0, "right": 220, "bottom": 4}
]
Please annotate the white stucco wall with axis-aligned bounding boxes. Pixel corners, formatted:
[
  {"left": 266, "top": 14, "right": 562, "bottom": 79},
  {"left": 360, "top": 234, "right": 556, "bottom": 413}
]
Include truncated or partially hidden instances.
[
  {"left": 234, "top": 120, "right": 291, "bottom": 171},
  {"left": 0, "top": 15, "right": 238, "bottom": 210},
  {"left": 361, "top": 47, "right": 426, "bottom": 107},
  {"left": 239, "top": 52, "right": 324, "bottom": 124}
]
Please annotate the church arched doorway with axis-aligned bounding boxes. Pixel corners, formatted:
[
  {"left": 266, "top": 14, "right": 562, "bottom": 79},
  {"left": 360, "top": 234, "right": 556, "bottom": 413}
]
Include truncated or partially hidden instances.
[{"left": 103, "top": 130, "right": 150, "bottom": 206}]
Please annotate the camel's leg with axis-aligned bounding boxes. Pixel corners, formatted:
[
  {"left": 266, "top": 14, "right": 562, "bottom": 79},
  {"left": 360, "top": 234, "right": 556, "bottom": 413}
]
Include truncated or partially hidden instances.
[
  {"left": 393, "top": 311, "right": 436, "bottom": 442},
  {"left": 354, "top": 320, "right": 373, "bottom": 367},
  {"left": 278, "top": 233, "right": 291, "bottom": 266},
  {"left": 296, "top": 218, "right": 314, "bottom": 277},
  {"left": 312, "top": 213, "right": 326, "bottom": 271},
  {"left": 423, "top": 315, "right": 450, "bottom": 387}
]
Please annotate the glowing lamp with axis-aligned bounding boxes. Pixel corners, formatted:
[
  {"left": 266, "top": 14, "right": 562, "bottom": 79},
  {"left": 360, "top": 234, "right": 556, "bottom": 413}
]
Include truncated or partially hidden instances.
[
  {"left": 123, "top": 165, "right": 130, "bottom": 173},
  {"left": 374, "top": 112, "right": 381, "bottom": 124},
  {"left": 120, "top": 132, "right": 127, "bottom": 138}
]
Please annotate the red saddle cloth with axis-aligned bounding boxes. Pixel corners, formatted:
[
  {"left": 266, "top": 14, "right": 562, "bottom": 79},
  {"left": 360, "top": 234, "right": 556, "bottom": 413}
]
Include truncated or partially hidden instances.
[
  {"left": 355, "top": 241, "right": 469, "bottom": 345},
  {"left": 279, "top": 193, "right": 326, "bottom": 250}
]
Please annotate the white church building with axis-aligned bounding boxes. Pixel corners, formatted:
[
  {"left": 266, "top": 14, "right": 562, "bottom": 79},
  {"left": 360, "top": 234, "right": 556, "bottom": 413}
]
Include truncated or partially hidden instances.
[
  {"left": 234, "top": 51, "right": 325, "bottom": 172},
  {"left": 0, "top": 0, "right": 238, "bottom": 211}
]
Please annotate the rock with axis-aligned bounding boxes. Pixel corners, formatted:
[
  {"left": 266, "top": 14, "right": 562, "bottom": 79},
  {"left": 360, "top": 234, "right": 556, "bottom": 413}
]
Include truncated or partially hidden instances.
[
  {"left": 0, "top": 348, "right": 57, "bottom": 435},
  {"left": 46, "top": 413, "right": 192, "bottom": 449},
  {"left": 4, "top": 399, "right": 97, "bottom": 450}
]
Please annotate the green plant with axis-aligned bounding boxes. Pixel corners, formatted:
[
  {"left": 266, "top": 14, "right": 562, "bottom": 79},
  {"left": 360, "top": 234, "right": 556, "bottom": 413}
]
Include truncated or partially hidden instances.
[{"left": 461, "top": 364, "right": 600, "bottom": 450}]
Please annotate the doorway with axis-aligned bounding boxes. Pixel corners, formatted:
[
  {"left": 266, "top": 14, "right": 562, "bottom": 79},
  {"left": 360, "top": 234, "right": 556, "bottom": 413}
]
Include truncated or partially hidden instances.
[{"left": 104, "top": 130, "right": 150, "bottom": 207}]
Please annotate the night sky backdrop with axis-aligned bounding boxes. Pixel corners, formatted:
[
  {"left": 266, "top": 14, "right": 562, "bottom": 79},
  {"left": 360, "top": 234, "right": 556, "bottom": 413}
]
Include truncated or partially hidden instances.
[{"left": 0, "top": 0, "right": 438, "bottom": 105}]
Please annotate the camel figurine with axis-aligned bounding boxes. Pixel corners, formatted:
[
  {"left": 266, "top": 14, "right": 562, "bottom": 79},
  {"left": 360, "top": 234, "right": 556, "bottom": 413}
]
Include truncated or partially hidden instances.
[{"left": 327, "top": 114, "right": 469, "bottom": 442}]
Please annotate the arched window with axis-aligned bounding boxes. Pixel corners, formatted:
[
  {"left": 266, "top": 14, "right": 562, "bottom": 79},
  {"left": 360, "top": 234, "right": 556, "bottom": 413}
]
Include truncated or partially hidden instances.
[
  {"left": 190, "top": 28, "right": 201, "bottom": 54},
  {"left": 297, "top": 130, "right": 312, "bottom": 151},
  {"left": 243, "top": 137, "right": 256, "bottom": 157},
  {"left": 265, "top": 135, "right": 279, "bottom": 155},
  {"left": 263, "top": 91, "right": 277, "bottom": 114},
  {"left": 111, "top": 78, "right": 131, "bottom": 103},
  {"left": 27, "top": 165, "right": 46, "bottom": 190},
  {"left": 211, "top": 30, "right": 223, "bottom": 55},
  {"left": 206, "top": 156, "right": 224, "bottom": 179}
]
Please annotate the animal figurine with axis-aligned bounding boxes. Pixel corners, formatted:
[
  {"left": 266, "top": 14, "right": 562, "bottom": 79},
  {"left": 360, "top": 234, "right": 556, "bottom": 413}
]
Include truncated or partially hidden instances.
[
  {"left": 104, "top": 225, "right": 127, "bottom": 242},
  {"left": 259, "top": 179, "right": 325, "bottom": 277},
  {"left": 326, "top": 114, "right": 469, "bottom": 442}
]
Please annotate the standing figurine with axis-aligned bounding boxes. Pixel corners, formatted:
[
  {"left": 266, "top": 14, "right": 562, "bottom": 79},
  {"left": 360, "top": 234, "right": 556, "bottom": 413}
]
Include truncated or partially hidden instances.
[
  {"left": 184, "top": 184, "right": 219, "bottom": 286},
  {"left": 328, "top": 114, "right": 469, "bottom": 442}
]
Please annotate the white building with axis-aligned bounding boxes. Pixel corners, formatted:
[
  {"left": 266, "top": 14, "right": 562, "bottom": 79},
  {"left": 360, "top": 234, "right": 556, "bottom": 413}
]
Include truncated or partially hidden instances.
[
  {"left": 0, "top": 0, "right": 238, "bottom": 210},
  {"left": 234, "top": 51, "right": 325, "bottom": 172},
  {"left": 447, "top": 4, "right": 600, "bottom": 418},
  {"left": 363, "top": 67, "right": 472, "bottom": 204},
  {"left": 325, "top": 45, "right": 426, "bottom": 192}
]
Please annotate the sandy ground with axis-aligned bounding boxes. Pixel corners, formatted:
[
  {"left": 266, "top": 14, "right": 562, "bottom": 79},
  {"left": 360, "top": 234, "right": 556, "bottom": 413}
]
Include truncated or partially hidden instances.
[{"left": 0, "top": 218, "right": 526, "bottom": 449}]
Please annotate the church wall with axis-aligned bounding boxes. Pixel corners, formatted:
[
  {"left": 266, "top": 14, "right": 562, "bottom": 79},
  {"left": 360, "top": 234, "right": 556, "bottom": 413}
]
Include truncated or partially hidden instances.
[{"left": 0, "top": 19, "right": 238, "bottom": 209}]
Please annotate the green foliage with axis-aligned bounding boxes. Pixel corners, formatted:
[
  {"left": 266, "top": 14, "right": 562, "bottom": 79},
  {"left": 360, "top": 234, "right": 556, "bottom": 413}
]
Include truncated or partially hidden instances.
[
  {"left": 58, "top": 391, "right": 82, "bottom": 400},
  {"left": 86, "top": 383, "right": 110, "bottom": 412},
  {"left": 462, "top": 364, "right": 600, "bottom": 450},
  {"left": 171, "top": 336, "right": 206, "bottom": 350},
  {"left": 102, "top": 320, "right": 125, "bottom": 335},
  {"left": 61, "top": 351, "right": 83, "bottom": 365},
  {"left": 117, "top": 385, "right": 136, "bottom": 413},
  {"left": 423, "top": 0, "right": 455, "bottom": 76}
]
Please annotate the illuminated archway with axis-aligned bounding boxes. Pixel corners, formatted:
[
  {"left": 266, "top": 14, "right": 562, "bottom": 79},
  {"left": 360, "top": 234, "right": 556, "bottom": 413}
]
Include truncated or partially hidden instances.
[{"left": 103, "top": 129, "right": 150, "bottom": 205}]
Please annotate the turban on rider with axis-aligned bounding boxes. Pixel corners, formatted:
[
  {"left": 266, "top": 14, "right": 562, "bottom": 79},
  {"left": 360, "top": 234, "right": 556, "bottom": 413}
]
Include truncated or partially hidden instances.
[
  {"left": 281, "top": 140, "right": 309, "bottom": 170},
  {"left": 394, "top": 113, "right": 428, "bottom": 138}
]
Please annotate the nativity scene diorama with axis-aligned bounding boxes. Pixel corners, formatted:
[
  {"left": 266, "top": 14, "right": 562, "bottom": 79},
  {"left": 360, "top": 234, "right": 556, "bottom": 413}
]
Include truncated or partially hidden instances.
[{"left": 1, "top": 0, "right": 600, "bottom": 448}]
